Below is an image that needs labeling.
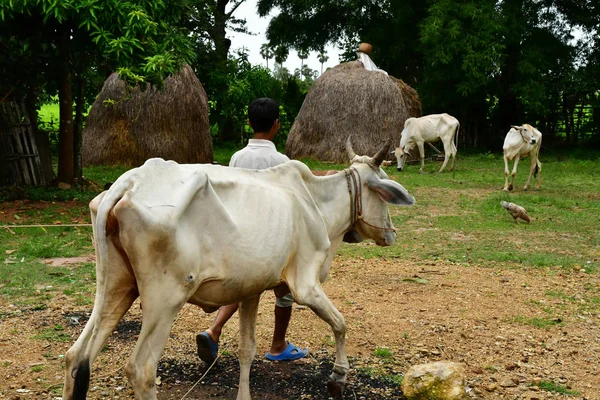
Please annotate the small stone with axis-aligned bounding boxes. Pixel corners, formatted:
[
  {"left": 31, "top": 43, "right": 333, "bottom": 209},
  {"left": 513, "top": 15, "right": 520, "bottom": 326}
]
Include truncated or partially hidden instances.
[
  {"left": 500, "top": 379, "right": 517, "bottom": 387},
  {"left": 485, "top": 383, "right": 497, "bottom": 392},
  {"left": 505, "top": 363, "right": 518, "bottom": 371}
]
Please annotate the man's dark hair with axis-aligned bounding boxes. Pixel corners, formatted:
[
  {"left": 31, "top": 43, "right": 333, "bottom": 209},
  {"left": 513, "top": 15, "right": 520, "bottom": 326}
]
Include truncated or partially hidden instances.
[{"left": 248, "top": 98, "right": 279, "bottom": 133}]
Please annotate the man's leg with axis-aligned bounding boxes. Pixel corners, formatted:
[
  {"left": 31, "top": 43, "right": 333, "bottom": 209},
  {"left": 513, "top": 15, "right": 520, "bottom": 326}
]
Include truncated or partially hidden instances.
[
  {"left": 270, "top": 301, "right": 292, "bottom": 355},
  {"left": 206, "top": 303, "right": 239, "bottom": 343},
  {"left": 266, "top": 287, "right": 307, "bottom": 360},
  {"left": 196, "top": 303, "right": 239, "bottom": 363}
]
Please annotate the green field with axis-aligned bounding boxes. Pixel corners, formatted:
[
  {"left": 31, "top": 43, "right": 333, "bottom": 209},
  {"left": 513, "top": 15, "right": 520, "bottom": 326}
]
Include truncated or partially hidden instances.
[{"left": 1, "top": 151, "right": 599, "bottom": 308}]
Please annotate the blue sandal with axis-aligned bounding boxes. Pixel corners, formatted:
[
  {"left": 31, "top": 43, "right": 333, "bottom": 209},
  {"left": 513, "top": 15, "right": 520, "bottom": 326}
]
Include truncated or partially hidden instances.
[
  {"left": 196, "top": 332, "right": 218, "bottom": 364},
  {"left": 265, "top": 342, "right": 308, "bottom": 361}
]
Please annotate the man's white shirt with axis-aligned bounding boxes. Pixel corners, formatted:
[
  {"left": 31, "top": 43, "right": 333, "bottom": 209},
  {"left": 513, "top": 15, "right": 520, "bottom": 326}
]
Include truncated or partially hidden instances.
[{"left": 229, "top": 139, "right": 290, "bottom": 169}]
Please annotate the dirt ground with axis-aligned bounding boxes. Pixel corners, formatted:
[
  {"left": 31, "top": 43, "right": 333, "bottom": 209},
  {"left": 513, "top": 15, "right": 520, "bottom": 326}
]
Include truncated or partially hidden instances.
[{"left": 2, "top": 251, "right": 600, "bottom": 399}]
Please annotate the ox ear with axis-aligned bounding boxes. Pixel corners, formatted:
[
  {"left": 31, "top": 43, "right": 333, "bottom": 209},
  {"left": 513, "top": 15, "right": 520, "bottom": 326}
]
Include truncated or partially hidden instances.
[{"left": 366, "top": 176, "right": 415, "bottom": 206}]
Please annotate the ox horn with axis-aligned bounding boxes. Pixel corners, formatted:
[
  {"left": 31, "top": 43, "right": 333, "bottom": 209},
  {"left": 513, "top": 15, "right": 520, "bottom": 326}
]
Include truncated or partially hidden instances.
[
  {"left": 371, "top": 139, "right": 391, "bottom": 167},
  {"left": 346, "top": 136, "right": 357, "bottom": 160}
]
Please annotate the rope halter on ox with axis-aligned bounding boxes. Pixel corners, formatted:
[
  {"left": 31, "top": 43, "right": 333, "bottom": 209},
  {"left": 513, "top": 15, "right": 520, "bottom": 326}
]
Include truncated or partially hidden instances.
[{"left": 343, "top": 137, "right": 397, "bottom": 236}]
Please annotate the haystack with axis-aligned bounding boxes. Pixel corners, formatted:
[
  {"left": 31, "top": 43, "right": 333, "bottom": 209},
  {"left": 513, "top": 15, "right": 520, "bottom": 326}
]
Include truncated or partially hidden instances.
[
  {"left": 286, "top": 60, "right": 421, "bottom": 163},
  {"left": 82, "top": 64, "right": 212, "bottom": 167}
]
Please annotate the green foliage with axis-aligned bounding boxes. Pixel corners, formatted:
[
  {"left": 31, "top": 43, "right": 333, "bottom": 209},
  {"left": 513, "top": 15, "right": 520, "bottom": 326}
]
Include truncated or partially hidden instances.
[
  {"left": 511, "top": 315, "right": 563, "bottom": 329},
  {"left": 420, "top": 0, "right": 502, "bottom": 96},
  {"left": 0, "top": 0, "right": 195, "bottom": 89},
  {"left": 31, "top": 324, "right": 73, "bottom": 343},
  {"left": 373, "top": 347, "right": 393, "bottom": 359},
  {"left": 204, "top": 48, "right": 309, "bottom": 145},
  {"left": 535, "top": 380, "right": 581, "bottom": 395},
  {"left": 258, "top": 0, "right": 600, "bottom": 146}
]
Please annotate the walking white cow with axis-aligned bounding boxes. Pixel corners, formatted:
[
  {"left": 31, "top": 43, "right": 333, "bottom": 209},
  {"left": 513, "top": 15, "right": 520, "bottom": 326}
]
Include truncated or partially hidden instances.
[
  {"left": 393, "top": 113, "right": 460, "bottom": 173},
  {"left": 503, "top": 124, "right": 542, "bottom": 191},
  {"left": 62, "top": 139, "right": 415, "bottom": 400}
]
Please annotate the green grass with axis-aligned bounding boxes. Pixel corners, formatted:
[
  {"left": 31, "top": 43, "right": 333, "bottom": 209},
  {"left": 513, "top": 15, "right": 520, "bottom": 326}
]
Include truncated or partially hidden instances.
[
  {"left": 2, "top": 150, "right": 600, "bottom": 325},
  {"left": 373, "top": 347, "right": 394, "bottom": 359},
  {"left": 511, "top": 315, "right": 563, "bottom": 329},
  {"left": 337, "top": 151, "right": 600, "bottom": 273},
  {"left": 535, "top": 380, "right": 581, "bottom": 396},
  {"left": 0, "top": 223, "right": 95, "bottom": 308},
  {"left": 31, "top": 324, "right": 73, "bottom": 342}
]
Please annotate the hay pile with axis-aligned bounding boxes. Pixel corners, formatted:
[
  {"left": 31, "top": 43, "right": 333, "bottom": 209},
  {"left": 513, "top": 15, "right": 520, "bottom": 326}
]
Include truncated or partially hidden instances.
[
  {"left": 82, "top": 64, "right": 212, "bottom": 167},
  {"left": 389, "top": 76, "right": 422, "bottom": 120},
  {"left": 286, "top": 60, "right": 421, "bottom": 163}
]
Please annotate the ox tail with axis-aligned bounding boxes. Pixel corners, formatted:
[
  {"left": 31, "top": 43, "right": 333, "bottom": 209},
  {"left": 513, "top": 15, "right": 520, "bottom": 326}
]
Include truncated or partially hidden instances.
[
  {"left": 94, "top": 171, "right": 137, "bottom": 305},
  {"left": 73, "top": 360, "right": 90, "bottom": 400},
  {"left": 454, "top": 121, "right": 460, "bottom": 153},
  {"left": 533, "top": 136, "right": 542, "bottom": 178}
]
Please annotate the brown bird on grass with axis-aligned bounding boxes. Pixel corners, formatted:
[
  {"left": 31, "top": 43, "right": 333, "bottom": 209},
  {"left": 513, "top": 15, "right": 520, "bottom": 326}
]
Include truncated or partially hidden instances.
[{"left": 501, "top": 201, "right": 531, "bottom": 223}]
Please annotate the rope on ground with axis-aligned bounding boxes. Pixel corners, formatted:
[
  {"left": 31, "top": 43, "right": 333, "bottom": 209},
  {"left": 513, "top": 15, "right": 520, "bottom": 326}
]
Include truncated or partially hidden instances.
[
  {"left": 180, "top": 327, "right": 239, "bottom": 400},
  {"left": 1, "top": 223, "right": 92, "bottom": 228}
]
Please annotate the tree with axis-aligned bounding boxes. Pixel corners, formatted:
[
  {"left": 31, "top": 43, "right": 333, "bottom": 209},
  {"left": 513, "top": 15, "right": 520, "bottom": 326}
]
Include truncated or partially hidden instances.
[
  {"left": 298, "top": 49, "right": 309, "bottom": 70},
  {"left": 257, "top": 0, "right": 428, "bottom": 83},
  {"left": 274, "top": 45, "right": 289, "bottom": 68},
  {"left": 295, "top": 65, "right": 317, "bottom": 82},
  {"left": 187, "top": 0, "right": 250, "bottom": 143},
  {"left": 260, "top": 43, "right": 274, "bottom": 69},
  {"left": 419, "top": 0, "right": 502, "bottom": 146},
  {"left": 258, "top": 0, "right": 600, "bottom": 147},
  {"left": 1, "top": 0, "right": 195, "bottom": 184},
  {"left": 317, "top": 50, "right": 329, "bottom": 74}
]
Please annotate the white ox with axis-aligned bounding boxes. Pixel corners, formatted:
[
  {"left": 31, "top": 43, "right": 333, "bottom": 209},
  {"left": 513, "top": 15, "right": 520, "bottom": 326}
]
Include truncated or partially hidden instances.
[
  {"left": 503, "top": 124, "right": 542, "bottom": 191},
  {"left": 62, "top": 139, "right": 415, "bottom": 400},
  {"left": 394, "top": 113, "right": 460, "bottom": 173}
]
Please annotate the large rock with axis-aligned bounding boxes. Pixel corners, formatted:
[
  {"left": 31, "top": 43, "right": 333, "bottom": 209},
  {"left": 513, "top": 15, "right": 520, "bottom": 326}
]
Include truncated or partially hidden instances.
[{"left": 402, "top": 361, "right": 467, "bottom": 400}]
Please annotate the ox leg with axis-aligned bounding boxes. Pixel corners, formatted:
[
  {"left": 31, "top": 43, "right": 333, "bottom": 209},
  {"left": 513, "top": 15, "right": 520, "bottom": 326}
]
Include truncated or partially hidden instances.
[
  {"left": 63, "top": 256, "right": 137, "bottom": 400},
  {"left": 438, "top": 139, "right": 453, "bottom": 173},
  {"left": 524, "top": 156, "right": 541, "bottom": 190},
  {"left": 417, "top": 142, "right": 426, "bottom": 173},
  {"left": 503, "top": 154, "right": 511, "bottom": 191},
  {"left": 295, "top": 284, "right": 348, "bottom": 399},
  {"left": 450, "top": 142, "right": 457, "bottom": 171},
  {"left": 236, "top": 296, "right": 260, "bottom": 400},
  {"left": 125, "top": 283, "right": 187, "bottom": 400},
  {"left": 510, "top": 155, "right": 520, "bottom": 191}
]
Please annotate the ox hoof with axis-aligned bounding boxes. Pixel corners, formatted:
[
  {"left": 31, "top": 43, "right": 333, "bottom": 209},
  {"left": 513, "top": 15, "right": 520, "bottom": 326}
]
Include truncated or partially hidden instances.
[
  {"left": 327, "top": 380, "right": 345, "bottom": 399},
  {"left": 397, "top": 168, "right": 402, "bottom": 172}
]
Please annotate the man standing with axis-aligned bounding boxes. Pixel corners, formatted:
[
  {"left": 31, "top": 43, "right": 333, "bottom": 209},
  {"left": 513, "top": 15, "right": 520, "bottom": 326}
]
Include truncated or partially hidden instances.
[{"left": 196, "top": 98, "right": 308, "bottom": 364}]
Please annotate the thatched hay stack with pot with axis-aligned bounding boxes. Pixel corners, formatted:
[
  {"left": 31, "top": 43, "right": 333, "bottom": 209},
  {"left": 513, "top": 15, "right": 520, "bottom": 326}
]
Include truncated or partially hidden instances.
[
  {"left": 286, "top": 59, "right": 421, "bottom": 163},
  {"left": 82, "top": 64, "right": 212, "bottom": 167}
]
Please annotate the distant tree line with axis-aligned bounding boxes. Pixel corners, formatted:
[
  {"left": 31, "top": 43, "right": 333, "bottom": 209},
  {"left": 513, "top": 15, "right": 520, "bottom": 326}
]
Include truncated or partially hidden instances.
[
  {"left": 258, "top": 0, "right": 600, "bottom": 148},
  {"left": 2, "top": 0, "right": 599, "bottom": 186}
]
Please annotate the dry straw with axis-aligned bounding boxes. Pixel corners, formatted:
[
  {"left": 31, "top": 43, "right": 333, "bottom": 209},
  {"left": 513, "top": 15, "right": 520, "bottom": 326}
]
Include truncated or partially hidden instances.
[
  {"left": 82, "top": 64, "right": 212, "bottom": 167},
  {"left": 286, "top": 60, "right": 421, "bottom": 163}
]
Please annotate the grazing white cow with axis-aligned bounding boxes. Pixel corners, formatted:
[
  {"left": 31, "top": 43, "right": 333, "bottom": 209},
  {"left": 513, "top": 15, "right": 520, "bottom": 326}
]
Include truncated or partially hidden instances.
[
  {"left": 62, "top": 139, "right": 415, "bottom": 400},
  {"left": 503, "top": 124, "right": 542, "bottom": 191},
  {"left": 393, "top": 113, "right": 460, "bottom": 173}
]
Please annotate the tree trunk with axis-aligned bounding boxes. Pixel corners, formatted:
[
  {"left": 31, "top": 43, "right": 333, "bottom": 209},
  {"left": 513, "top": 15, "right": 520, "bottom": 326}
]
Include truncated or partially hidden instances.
[
  {"left": 25, "top": 91, "right": 54, "bottom": 184},
  {"left": 57, "top": 29, "right": 74, "bottom": 185},
  {"left": 211, "top": 0, "right": 235, "bottom": 142},
  {"left": 73, "top": 72, "right": 85, "bottom": 183}
]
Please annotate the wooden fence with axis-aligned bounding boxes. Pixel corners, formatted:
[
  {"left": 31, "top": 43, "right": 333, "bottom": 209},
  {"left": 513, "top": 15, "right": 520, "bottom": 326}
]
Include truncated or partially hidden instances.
[{"left": 0, "top": 98, "right": 49, "bottom": 186}]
